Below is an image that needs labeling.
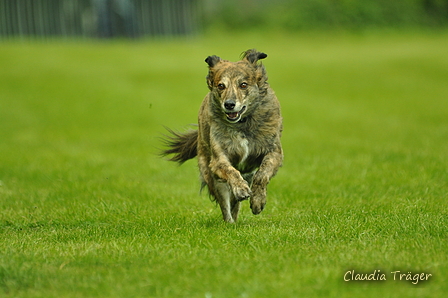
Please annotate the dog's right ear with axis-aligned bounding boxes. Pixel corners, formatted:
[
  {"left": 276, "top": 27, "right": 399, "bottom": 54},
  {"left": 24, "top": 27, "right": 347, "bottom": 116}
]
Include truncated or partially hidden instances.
[
  {"left": 205, "top": 55, "right": 221, "bottom": 68},
  {"left": 205, "top": 55, "right": 222, "bottom": 90}
]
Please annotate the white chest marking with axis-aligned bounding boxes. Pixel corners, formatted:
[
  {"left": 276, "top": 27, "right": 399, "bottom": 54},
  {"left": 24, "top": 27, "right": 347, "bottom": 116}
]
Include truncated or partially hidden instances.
[{"left": 238, "top": 137, "right": 250, "bottom": 166}]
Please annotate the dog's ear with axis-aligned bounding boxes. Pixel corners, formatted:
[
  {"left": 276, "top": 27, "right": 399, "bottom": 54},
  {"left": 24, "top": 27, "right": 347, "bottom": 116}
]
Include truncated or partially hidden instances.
[
  {"left": 205, "top": 55, "right": 221, "bottom": 90},
  {"left": 242, "top": 49, "right": 267, "bottom": 65},
  {"left": 242, "top": 49, "right": 269, "bottom": 91},
  {"left": 205, "top": 55, "right": 222, "bottom": 90},
  {"left": 205, "top": 55, "right": 221, "bottom": 68}
]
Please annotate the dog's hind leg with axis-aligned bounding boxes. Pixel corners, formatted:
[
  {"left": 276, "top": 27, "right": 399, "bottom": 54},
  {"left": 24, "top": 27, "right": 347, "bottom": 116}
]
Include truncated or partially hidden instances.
[{"left": 215, "top": 181, "right": 234, "bottom": 223}]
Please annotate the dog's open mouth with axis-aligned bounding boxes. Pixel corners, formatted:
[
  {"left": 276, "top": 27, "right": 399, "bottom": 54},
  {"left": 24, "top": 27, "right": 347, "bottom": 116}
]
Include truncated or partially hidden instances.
[{"left": 226, "top": 106, "right": 246, "bottom": 122}]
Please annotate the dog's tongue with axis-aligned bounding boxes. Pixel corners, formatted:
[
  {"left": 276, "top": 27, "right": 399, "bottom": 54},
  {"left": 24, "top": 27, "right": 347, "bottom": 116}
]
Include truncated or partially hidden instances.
[{"left": 227, "top": 112, "right": 238, "bottom": 119}]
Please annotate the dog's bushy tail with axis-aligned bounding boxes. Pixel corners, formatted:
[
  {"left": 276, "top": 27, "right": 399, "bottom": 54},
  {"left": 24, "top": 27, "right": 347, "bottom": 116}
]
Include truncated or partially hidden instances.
[{"left": 161, "top": 127, "right": 198, "bottom": 164}]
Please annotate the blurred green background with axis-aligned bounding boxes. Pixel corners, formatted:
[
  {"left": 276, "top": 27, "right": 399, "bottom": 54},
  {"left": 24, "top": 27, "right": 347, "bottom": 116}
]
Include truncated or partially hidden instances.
[
  {"left": 204, "top": 0, "right": 448, "bottom": 31},
  {"left": 1, "top": 0, "right": 448, "bottom": 39}
]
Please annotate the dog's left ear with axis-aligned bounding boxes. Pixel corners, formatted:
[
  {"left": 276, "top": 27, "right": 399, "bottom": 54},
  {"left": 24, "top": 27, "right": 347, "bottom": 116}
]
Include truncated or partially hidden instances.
[
  {"left": 242, "top": 49, "right": 267, "bottom": 65},
  {"left": 242, "top": 49, "right": 269, "bottom": 89}
]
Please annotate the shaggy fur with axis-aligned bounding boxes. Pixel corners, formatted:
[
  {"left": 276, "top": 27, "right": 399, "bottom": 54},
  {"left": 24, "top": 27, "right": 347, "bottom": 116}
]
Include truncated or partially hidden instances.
[{"left": 162, "top": 49, "right": 283, "bottom": 223}]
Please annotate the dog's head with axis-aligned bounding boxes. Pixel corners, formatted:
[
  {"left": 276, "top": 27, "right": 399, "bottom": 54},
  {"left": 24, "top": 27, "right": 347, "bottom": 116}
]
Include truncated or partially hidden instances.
[{"left": 205, "top": 49, "right": 269, "bottom": 123}]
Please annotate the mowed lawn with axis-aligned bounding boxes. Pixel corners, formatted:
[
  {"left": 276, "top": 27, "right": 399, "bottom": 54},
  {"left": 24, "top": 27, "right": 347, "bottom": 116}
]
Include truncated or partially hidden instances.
[{"left": 0, "top": 31, "right": 447, "bottom": 297}]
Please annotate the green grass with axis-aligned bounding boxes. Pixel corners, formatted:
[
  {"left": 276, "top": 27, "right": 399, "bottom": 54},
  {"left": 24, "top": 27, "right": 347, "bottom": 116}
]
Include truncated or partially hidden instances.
[{"left": 0, "top": 30, "right": 447, "bottom": 297}]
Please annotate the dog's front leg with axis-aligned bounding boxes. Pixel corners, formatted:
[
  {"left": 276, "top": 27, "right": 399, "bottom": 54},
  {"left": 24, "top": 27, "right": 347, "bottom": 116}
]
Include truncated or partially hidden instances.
[
  {"left": 250, "top": 148, "right": 283, "bottom": 214},
  {"left": 210, "top": 156, "right": 252, "bottom": 202},
  {"left": 214, "top": 181, "right": 235, "bottom": 223}
]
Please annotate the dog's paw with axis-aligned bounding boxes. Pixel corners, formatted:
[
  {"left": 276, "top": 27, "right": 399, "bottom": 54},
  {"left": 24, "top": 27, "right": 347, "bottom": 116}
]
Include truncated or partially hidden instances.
[
  {"left": 250, "top": 187, "right": 266, "bottom": 215},
  {"left": 232, "top": 180, "right": 252, "bottom": 201}
]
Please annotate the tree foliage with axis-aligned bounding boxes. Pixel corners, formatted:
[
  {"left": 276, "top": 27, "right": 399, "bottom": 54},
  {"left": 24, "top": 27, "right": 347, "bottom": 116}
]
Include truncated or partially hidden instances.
[{"left": 203, "top": 0, "right": 448, "bottom": 30}]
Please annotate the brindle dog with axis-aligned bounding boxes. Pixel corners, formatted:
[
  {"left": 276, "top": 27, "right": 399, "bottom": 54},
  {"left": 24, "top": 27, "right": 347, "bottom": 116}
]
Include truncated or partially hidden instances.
[{"left": 162, "top": 49, "right": 283, "bottom": 223}]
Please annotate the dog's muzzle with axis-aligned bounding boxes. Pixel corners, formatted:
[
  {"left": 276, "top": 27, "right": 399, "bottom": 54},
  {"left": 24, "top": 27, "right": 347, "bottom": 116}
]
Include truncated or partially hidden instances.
[{"left": 225, "top": 106, "right": 246, "bottom": 122}]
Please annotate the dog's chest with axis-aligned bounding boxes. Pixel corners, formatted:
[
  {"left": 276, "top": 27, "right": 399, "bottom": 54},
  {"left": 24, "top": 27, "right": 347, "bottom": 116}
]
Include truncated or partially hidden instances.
[
  {"left": 235, "top": 135, "right": 250, "bottom": 165},
  {"left": 226, "top": 131, "right": 255, "bottom": 170}
]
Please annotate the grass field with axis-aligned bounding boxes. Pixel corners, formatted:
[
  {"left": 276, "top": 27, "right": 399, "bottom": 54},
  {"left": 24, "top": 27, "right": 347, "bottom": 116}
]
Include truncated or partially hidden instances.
[{"left": 0, "top": 30, "right": 447, "bottom": 297}]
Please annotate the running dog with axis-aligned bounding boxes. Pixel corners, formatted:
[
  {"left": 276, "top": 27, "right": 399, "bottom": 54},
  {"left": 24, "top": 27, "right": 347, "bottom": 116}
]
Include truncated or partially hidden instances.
[{"left": 162, "top": 49, "right": 283, "bottom": 223}]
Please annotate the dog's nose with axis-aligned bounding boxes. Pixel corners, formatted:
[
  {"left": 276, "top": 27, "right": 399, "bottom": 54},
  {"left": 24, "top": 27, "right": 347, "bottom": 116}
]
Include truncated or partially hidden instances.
[{"left": 224, "top": 100, "right": 236, "bottom": 110}]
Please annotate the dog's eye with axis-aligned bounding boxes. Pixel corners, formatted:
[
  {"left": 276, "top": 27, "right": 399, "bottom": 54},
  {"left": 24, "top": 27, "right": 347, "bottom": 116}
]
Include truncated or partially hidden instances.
[
  {"left": 240, "top": 82, "right": 248, "bottom": 89},
  {"left": 217, "top": 83, "right": 226, "bottom": 90}
]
